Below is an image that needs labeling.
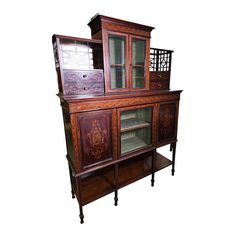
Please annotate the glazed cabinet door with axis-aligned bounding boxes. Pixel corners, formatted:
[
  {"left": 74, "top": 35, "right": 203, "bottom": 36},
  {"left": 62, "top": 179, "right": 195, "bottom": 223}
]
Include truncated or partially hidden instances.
[
  {"left": 77, "top": 110, "right": 113, "bottom": 169},
  {"left": 157, "top": 101, "right": 179, "bottom": 145},
  {"left": 118, "top": 105, "right": 154, "bottom": 156},
  {"left": 105, "top": 32, "right": 129, "bottom": 92},
  {"left": 130, "top": 36, "right": 149, "bottom": 90},
  {"left": 104, "top": 31, "right": 150, "bottom": 93}
]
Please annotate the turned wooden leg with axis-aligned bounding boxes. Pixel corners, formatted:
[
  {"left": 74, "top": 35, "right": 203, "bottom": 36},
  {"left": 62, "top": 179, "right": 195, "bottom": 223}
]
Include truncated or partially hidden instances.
[
  {"left": 68, "top": 163, "right": 75, "bottom": 199},
  {"left": 114, "top": 164, "right": 118, "bottom": 206},
  {"left": 79, "top": 204, "right": 84, "bottom": 224},
  {"left": 171, "top": 142, "right": 177, "bottom": 176},
  {"left": 151, "top": 173, "right": 155, "bottom": 187},
  {"left": 151, "top": 150, "right": 155, "bottom": 187},
  {"left": 75, "top": 176, "right": 85, "bottom": 224},
  {"left": 114, "top": 190, "right": 118, "bottom": 206},
  {"left": 71, "top": 189, "right": 75, "bottom": 199},
  {"left": 170, "top": 143, "right": 173, "bottom": 152}
]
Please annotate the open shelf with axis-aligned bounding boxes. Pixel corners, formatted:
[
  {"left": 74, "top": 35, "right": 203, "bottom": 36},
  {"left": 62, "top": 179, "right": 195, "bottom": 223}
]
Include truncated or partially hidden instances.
[
  {"left": 118, "top": 152, "right": 172, "bottom": 188},
  {"left": 80, "top": 165, "right": 114, "bottom": 205},
  {"left": 79, "top": 152, "right": 172, "bottom": 205},
  {"left": 121, "top": 136, "right": 148, "bottom": 154},
  {"left": 121, "top": 118, "right": 150, "bottom": 132}
]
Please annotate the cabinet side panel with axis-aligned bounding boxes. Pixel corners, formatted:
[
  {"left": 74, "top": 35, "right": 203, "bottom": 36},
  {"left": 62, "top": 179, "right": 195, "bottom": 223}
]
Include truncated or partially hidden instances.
[
  {"left": 158, "top": 102, "right": 177, "bottom": 143},
  {"left": 78, "top": 111, "right": 112, "bottom": 168},
  {"left": 63, "top": 113, "right": 74, "bottom": 161}
]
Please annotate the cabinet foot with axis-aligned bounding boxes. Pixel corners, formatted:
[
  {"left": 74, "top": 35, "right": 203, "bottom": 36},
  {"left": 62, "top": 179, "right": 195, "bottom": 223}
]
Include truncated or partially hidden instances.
[
  {"left": 151, "top": 173, "right": 155, "bottom": 187},
  {"left": 71, "top": 189, "right": 75, "bottom": 199},
  {"left": 171, "top": 142, "right": 176, "bottom": 176},
  {"left": 79, "top": 205, "right": 84, "bottom": 224},
  {"left": 171, "top": 169, "right": 175, "bottom": 176},
  {"left": 114, "top": 190, "right": 118, "bottom": 206}
]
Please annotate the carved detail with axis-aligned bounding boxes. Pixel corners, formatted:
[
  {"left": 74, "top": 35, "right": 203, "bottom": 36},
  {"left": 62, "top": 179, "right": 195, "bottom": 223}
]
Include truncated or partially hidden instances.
[{"left": 87, "top": 120, "right": 107, "bottom": 160}]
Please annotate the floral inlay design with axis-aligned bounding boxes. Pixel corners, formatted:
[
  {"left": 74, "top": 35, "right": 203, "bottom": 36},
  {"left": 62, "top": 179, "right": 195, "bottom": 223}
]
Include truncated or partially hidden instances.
[{"left": 87, "top": 119, "right": 107, "bottom": 160}]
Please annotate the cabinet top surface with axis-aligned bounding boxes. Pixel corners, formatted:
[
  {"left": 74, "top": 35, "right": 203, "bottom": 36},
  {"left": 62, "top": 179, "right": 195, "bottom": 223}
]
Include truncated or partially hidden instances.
[
  {"left": 58, "top": 90, "right": 183, "bottom": 103},
  {"left": 88, "top": 14, "right": 155, "bottom": 32}
]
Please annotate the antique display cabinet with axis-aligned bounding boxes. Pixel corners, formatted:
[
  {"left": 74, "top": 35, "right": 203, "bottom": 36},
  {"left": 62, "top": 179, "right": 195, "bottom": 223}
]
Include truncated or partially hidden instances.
[{"left": 52, "top": 15, "right": 182, "bottom": 224}]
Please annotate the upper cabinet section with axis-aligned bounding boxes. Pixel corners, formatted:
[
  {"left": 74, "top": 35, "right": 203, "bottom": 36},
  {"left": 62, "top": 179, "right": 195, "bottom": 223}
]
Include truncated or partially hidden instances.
[
  {"left": 52, "top": 15, "right": 174, "bottom": 97},
  {"left": 88, "top": 15, "right": 154, "bottom": 93}
]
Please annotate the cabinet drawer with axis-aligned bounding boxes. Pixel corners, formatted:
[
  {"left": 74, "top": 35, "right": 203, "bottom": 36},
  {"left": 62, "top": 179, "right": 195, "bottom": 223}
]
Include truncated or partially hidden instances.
[
  {"left": 63, "top": 69, "right": 104, "bottom": 95},
  {"left": 150, "top": 80, "right": 169, "bottom": 90},
  {"left": 149, "top": 71, "right": 170, "bottom": 90}
]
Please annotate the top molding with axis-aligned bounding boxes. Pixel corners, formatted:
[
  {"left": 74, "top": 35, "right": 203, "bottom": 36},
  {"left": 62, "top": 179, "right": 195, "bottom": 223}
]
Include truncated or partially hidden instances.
[{"left": 88, "top": 14, "right": 155, "bottom": 35}]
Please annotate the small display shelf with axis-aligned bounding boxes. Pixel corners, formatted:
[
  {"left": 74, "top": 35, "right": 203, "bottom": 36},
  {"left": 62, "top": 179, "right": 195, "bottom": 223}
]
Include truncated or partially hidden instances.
[
  {"left": 121, "top": 135, "right": 148, "bottom": 154},
  {"left": 121, "top": 118, "right": 150, "bottom": 132}
]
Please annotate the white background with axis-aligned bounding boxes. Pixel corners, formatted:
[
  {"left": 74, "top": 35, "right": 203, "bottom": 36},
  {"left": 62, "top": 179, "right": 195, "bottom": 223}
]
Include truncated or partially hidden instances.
[{"left": 1, "top": 0, "right": 236, "bottom": 235}]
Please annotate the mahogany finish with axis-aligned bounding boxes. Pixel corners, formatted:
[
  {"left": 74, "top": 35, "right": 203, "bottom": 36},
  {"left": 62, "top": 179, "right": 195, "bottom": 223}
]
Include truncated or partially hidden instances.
[{"left": 53, "top": 15, "right": 182, "bottom": 224}]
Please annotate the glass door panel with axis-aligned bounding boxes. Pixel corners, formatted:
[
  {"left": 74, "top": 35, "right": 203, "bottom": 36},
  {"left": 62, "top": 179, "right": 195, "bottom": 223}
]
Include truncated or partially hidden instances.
[
  {"left": 120, "top": 107, "right": 152, "bottom": 155},
  {"left": 108, "top": 35, "right": 126, "bottom": 89},
  {"left": 132, "top": 38, "right": 146, "bottom": 89}
]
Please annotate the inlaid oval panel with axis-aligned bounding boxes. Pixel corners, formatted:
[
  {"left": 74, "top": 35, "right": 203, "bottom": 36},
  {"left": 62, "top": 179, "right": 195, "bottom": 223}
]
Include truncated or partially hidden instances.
[{"left": 78, "top": 110, "right": 112, "bottom": 168}]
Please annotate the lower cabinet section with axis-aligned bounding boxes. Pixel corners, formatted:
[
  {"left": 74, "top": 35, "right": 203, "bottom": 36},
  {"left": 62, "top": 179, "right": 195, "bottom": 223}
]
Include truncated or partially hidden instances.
[{"left": 63, "top": 91, "right": 181, "bottom": 223}]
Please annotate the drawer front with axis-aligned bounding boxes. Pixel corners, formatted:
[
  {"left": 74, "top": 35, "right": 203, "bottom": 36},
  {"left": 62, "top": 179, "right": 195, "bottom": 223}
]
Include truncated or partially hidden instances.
[
  {"left": 150, "top": 80, "right": 169, "bottom": 90},
  {"left": 78, "top": 110, "right": 112, "bottom": 169},
  {"left": 63, "top": 69, "right": 104, "bottom": 95},
  {"left": 150, "top": 71, "right": 170, "bottom": 90}
]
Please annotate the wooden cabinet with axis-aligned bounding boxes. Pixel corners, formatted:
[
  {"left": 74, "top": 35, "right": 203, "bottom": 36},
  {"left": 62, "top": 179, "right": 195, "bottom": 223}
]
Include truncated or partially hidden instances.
[{"left": 53, "top": 15, "right": 182, "bottom": 224}]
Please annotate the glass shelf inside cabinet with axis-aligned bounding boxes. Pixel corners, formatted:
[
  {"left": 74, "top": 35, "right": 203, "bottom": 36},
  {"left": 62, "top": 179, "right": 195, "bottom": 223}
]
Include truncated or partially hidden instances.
[{"left": 120, "top": 107, "right": 152, "bottom": 155}]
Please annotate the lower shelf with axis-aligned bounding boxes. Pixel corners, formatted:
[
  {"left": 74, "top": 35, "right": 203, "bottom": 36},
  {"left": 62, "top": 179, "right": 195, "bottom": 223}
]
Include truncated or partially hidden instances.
[
  {"left": 80, "top": 152, "right": 172, "bottom": 205},
  {"left": 121, "top": 136, "right": 148, "bottom": 154}
]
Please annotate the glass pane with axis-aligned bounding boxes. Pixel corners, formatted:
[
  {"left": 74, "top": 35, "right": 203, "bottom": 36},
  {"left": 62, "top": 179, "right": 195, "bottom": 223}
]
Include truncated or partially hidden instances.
[
  {"left": 109, "top": 35, "right": 125, "bottom": 65},
  {"left": 110, "top": 67, "right": 125, "bottom": 89},
  {"left": 132, "top": 38, "right": 146, "bottom": 89},
  {"left": 132, "top": 39, "right": 146, "bottom": 66},
  {"left": 108, "top": 35, "right": 126, "bottom": 89},
  {"left": 120, "top": 107, "right": 152, "bottom": 155},
  {"left": 132, "top": 67, "right": 145, "bottom": 88}
]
